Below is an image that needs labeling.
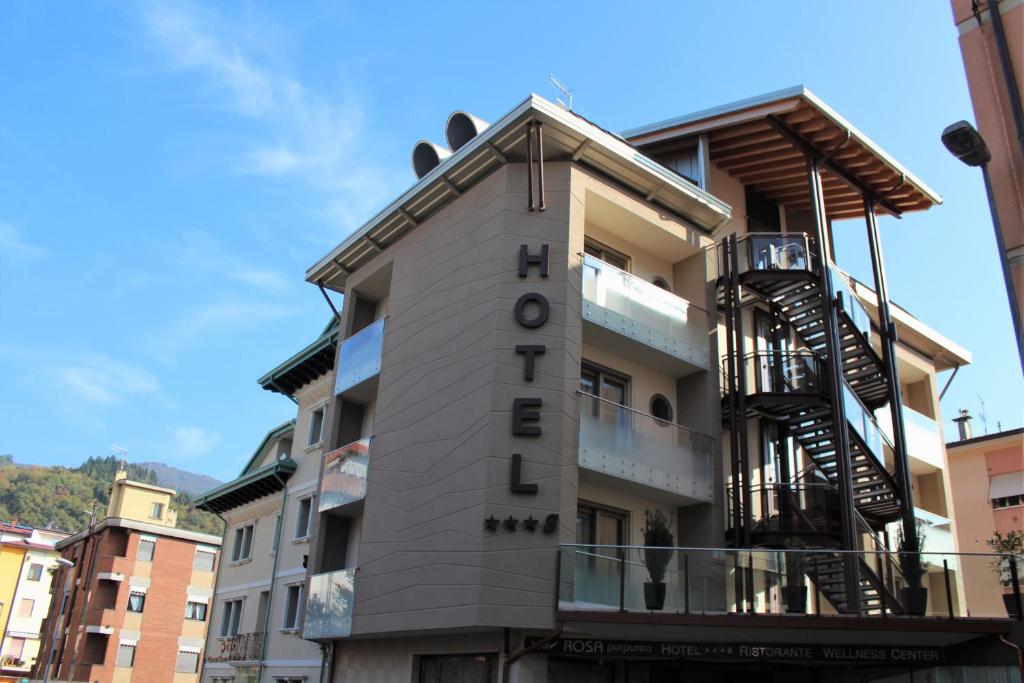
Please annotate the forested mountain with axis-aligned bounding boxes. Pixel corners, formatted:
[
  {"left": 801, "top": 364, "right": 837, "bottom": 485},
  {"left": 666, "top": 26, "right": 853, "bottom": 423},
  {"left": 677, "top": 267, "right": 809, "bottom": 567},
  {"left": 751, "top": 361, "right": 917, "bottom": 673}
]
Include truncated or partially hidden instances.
[
  {"left": 136, "top": 461, "right": 223, "bottom": 497},
  {"left": 0, "top": 455, "right": 224, "bottom": 536}
]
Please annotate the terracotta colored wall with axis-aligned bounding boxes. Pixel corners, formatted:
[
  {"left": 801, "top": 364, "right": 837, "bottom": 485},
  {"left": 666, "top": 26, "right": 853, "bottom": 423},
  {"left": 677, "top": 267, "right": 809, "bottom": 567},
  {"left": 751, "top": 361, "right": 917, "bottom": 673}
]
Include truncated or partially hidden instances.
[{"left": 952, "top": 0, "right": 1024, "bottom": 335}]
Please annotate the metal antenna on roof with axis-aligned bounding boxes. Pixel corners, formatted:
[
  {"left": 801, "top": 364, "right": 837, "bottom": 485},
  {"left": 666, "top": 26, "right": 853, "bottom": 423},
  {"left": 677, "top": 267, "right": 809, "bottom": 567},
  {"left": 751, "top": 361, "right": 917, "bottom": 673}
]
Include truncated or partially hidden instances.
[
  {"left": 977, "top": 395, "right": 989, "bottom": 435},
  {"left": 111, "top": 444, "right": 128, "bottom": 470},
  {"left": 549, "top": 74, "right": 573, "bottom": 111}
]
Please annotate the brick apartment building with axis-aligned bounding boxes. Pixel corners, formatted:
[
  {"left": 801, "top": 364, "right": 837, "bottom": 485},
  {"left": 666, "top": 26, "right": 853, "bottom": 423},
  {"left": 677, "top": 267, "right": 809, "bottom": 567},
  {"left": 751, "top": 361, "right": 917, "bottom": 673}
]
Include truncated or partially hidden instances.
[{"left": 34, "top": 470, "right": 221, "bottom": 683}]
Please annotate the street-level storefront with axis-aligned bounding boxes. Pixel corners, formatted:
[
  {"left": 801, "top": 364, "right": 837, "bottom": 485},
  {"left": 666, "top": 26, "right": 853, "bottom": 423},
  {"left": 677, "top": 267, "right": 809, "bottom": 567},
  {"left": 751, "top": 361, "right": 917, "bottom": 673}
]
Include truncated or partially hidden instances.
[{"left": 527, "top": 621, "right": 1021, "bottom": 683}]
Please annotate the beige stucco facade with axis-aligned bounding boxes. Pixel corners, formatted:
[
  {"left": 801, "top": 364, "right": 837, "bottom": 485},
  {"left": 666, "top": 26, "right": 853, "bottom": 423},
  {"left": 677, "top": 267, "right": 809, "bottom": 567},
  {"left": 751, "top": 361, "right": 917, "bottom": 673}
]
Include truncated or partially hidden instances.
[{"left": 201, "top": 374, "right": 331, "bottom": 683}]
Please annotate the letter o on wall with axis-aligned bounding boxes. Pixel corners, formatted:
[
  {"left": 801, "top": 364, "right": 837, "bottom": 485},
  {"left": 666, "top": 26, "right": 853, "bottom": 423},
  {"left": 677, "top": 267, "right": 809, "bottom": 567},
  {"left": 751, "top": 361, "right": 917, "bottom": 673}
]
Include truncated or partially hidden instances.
[{"left": 514, "top": 293, "right": 550, "bottom": 328}]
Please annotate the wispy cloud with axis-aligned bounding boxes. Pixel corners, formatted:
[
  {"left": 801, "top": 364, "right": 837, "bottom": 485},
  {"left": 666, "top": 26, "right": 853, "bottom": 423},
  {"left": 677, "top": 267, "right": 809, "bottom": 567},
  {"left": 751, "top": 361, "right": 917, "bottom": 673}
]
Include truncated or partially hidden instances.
[
  {"left": 1, "top": 346, "right": 160, "bottom": 408},
  {"left": 171, "top": 426, "right": 222, "bottom": 459},
  {"left": 139, "top": 2, "right": 403, "bottom": 237},
  {"left": 146, "top": 298, "right": 295, "bottom": 359},
  {"left": 0, "top": 222, "right": 46, "bottom": 258},
  {"left": 176, "top": 229, "right": 291, "bottom": 293}
]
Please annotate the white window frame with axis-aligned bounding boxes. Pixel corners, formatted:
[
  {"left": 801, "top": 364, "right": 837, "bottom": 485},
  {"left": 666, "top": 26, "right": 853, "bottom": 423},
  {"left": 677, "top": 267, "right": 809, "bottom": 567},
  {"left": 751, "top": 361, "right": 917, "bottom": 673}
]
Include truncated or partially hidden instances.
[
  {"left": 231, "top": 524, "right": 255, "bottom": 563},
  {"left": 293, "top": 497, "right": 313, "bottom": 540},
  {"left": 307, "top": 405, "right": 326, "bottom": 448},
  {"left": 219, "top": 598, "right": 244, "bottom": 638},
  {"left": 26, "top": 563, "right": 43, "bottom": 582},
  {"left": 150, "top": 502, "right": 164, "bottom": 520},
  {"left": 280, "top": 583, "right": 303, "bottom": 631}
]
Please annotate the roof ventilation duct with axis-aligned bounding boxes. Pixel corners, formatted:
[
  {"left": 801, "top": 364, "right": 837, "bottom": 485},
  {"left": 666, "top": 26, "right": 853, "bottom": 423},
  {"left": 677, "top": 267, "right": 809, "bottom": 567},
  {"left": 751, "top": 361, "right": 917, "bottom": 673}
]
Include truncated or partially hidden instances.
[
  {"left": 445, "top": 111, "right": 490, "bottom": 152},
  {"left": 411, "top": 140, "right": 451, "bottom": 179}
]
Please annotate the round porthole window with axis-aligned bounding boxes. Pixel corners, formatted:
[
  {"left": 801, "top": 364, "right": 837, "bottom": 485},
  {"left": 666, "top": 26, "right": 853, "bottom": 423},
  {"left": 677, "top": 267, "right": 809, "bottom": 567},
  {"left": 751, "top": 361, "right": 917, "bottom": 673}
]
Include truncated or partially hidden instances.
[
  {"left": 652, "top": 277, "right": 671, "bottom": 291},
  {"left": 650, "top": 395, "right": 673, "bottom": 423}
]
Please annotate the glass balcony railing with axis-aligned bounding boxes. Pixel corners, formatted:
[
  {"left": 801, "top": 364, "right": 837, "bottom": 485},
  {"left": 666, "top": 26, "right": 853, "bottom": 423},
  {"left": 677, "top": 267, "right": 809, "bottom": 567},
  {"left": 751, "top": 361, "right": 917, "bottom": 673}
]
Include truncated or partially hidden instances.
[
  {"left": 829, "top": 267, "right": 872, "bottom": 344},
  {"left": 335, "top": 318, "right": 385, "bottom": 396},
  {"left": 577, "top": 391, "right": 712, "bottom": 502},
  {"left": 727, "top": 482, "right": 842, "bottom": 538},
  {"left": 842, "top": 381, "right": 893, "bottom": 467},
  {"left": 304, "top": 568, "right": 355, "bottom": 640},
  {"left": 732, "top": 232, "right": 813, "bottom": 275},
  {"left": 557, "top": 544, "right": 1022, "bottom": 620},
  {"left": 581, "top": 254, "right": 708, "bottom": 369},
  {"left": 876, "top": 404, "right": 944, "bottom": 470},
  {"left": 319, "top": 438, "right": 371, "bottom": 513},
  {"left": 724, "top": 350, "right": 825, "bottom": 397},
  {"left": 887, "top": 508, "right": 955, "bottom": 557}
]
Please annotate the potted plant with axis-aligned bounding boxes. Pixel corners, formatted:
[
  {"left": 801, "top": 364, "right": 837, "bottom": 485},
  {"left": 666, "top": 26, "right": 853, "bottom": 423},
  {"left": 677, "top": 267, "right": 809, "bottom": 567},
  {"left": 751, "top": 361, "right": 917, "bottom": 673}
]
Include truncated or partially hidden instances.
[
  {"left": 782, "top": 537, "right": 808, "bottom": 613},
  {"left": 985, "top": 530, "right": 1024, "bottom": 618},
  {"left": 641, "top": 509, "right": 674, "bottom": 611},
  {"left": 898, "top": 522, "right": 929, "bottom": 616}
]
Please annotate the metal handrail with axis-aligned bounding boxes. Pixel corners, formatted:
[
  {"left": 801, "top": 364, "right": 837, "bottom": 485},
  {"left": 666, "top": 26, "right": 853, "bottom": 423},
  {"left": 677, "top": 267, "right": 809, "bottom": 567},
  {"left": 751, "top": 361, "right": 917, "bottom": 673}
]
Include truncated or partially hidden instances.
[
  {"left": 560, "top": 543, "right": 1024, "bottom": 560},
  {"left": 580, "top": 252, "right": 710, "bottom": 315},
  {"left": 576, "top": 390, "right": 712, "bottom": 439}
]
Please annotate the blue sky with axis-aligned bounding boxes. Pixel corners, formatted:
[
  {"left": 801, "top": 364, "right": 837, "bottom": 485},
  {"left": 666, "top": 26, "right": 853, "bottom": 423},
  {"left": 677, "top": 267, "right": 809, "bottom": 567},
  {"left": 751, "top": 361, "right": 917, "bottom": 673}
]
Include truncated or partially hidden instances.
[{"left": 1, "top": 1, "right": 1020, "bottom": 483}]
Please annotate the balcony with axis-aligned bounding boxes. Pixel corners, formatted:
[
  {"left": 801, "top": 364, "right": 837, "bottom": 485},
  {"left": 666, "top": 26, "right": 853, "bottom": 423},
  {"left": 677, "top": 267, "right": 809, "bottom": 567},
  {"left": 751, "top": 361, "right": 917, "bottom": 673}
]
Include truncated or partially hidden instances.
[
  {"left": 304, "top": 568, "right": 355, "bottom": 640},
  {"left": 319, "top": 438, "right": 370, "bottom": 514},
  {"left": 577, "top": 392, "right": 712, "bottom": 504},
  {"left": 876, "top": 404, "right": 944, "bottom": 471},
  {"left": 334, "top": 318, "right": 385, "bottom": 400},
  {"left": 888, "top": 508, "right": 955, "bottom": 557},
  {"left": 581, "top": 254, "right": 708, "bottom": 374},
  {"left": 211, "top": 632, "right": 263, "bottom": 663},
  {"left": 557, "top": 544, "right": 1019, "bottom": 620}
]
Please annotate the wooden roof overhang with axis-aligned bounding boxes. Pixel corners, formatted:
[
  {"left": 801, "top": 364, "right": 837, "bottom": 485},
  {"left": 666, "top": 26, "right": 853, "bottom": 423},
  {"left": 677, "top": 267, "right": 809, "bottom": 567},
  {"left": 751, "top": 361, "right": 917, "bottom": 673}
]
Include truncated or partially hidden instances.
[
  {"left": 306, "top": 95, "right": 733, "bottom": 292},
  {"left": 624, "top": 87, "right": 942, "bottom": 221},
  {"left": 193, "top": 458, "right": 297, "bottom": 515}
]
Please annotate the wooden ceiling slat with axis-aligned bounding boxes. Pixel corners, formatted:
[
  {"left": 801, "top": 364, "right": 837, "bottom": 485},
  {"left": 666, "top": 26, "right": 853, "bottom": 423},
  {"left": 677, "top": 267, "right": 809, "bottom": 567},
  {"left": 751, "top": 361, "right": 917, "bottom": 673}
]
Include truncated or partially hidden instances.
[
  {"left": 733, "top": 166, "right": 808, "bottom": 185},
  {"left": 709, "top": 130, "right": 783, "bottom": 154},
  {"left": 717, "top": 149, "right": 804, "bottom": 172},
  {"left": 728, "top": 156, "right": 806, "bottom": 178},
  {"left": 781, "top": 106, "right": 819, "bottom": 126},
  {"left": 706, "top": 120, "right": 773, "bottom": 143}
]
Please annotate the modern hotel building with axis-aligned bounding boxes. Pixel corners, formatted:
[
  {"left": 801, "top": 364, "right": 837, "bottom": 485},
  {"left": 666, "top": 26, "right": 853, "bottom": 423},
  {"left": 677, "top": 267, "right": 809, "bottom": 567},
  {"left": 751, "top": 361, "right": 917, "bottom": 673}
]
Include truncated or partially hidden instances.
[{"left": 215, "top": 89, "right": 1020, "bottom": 682}]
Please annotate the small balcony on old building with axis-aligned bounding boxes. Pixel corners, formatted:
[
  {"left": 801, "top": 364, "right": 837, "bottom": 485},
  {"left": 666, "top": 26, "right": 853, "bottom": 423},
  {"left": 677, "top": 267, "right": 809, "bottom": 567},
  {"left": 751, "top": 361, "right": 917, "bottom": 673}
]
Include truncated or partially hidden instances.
[
  {"left": 213, "top": 632, "right": 263, "bottom": 664},
  {"left": 577, "top": 391, "right": 713, "bottom": 505},
  {"left": 582, "top": 254, "right": 709, "bottom": 375},
  {"left": 303, "top": 568, "right": 355, "bottom": 641}
]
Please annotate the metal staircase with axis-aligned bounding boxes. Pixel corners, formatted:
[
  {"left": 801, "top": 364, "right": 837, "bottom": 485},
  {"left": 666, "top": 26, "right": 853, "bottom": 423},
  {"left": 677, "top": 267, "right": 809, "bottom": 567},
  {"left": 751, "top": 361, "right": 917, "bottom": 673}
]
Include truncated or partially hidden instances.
[{"left": 719, "top": 232, "right": 910, "bottom": 615}]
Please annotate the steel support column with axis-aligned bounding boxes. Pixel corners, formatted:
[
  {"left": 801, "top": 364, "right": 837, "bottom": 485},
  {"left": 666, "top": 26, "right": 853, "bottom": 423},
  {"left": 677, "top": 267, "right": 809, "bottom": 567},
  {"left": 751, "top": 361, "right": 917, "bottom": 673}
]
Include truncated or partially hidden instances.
[
  {"left": 863, "top": 198, "right": 920, "bottom": 555},
  {"left": 729, "top": 235, "right": 754, "bottom": 547},
  {"left": 806, "top": 157, "right": 862, "bottom": 613}
]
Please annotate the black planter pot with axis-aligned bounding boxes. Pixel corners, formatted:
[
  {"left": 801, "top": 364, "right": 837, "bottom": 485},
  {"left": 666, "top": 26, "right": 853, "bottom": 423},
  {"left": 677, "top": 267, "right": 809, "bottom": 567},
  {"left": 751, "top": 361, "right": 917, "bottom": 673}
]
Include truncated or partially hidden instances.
[
  {"left": 783, "top": 585, "right": 808, "bottom": 614},
  {"left": 1003, "top": 592, "right": 1023, "bottom": 618},
  {"left": 644, "top": 582, "right": 666, "bottom": 611},
  {"left": 901, "top": 586, "right": 928, "bottom": 616}
]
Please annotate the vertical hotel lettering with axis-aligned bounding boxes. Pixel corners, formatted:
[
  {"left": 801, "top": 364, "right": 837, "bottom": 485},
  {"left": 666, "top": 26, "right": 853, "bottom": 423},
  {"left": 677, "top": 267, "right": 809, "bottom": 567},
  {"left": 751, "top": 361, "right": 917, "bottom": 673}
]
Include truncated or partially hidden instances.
[{"left": 484, "top": 244, "right": 557, "bottom": 534}]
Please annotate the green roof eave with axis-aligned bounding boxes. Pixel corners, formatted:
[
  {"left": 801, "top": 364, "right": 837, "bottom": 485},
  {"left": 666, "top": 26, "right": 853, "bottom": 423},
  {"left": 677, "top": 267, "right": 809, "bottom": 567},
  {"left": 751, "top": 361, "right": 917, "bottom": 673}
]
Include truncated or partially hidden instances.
[
  {"left": 238, "top": 420, "right": 295, "bottom": 477},
  {"left": 193, "top": 457, "right": 298, "bottom": 515},
  {"left": 257, "top": 320, "right": 339, "bottom": 394}
]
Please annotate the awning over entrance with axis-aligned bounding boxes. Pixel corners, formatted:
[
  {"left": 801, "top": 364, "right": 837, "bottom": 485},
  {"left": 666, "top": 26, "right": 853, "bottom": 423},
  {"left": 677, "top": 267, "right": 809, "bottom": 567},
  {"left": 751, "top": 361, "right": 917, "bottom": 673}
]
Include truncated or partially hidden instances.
[{"left": 624, "top": 86, "right": 942, "bottom": 220}]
